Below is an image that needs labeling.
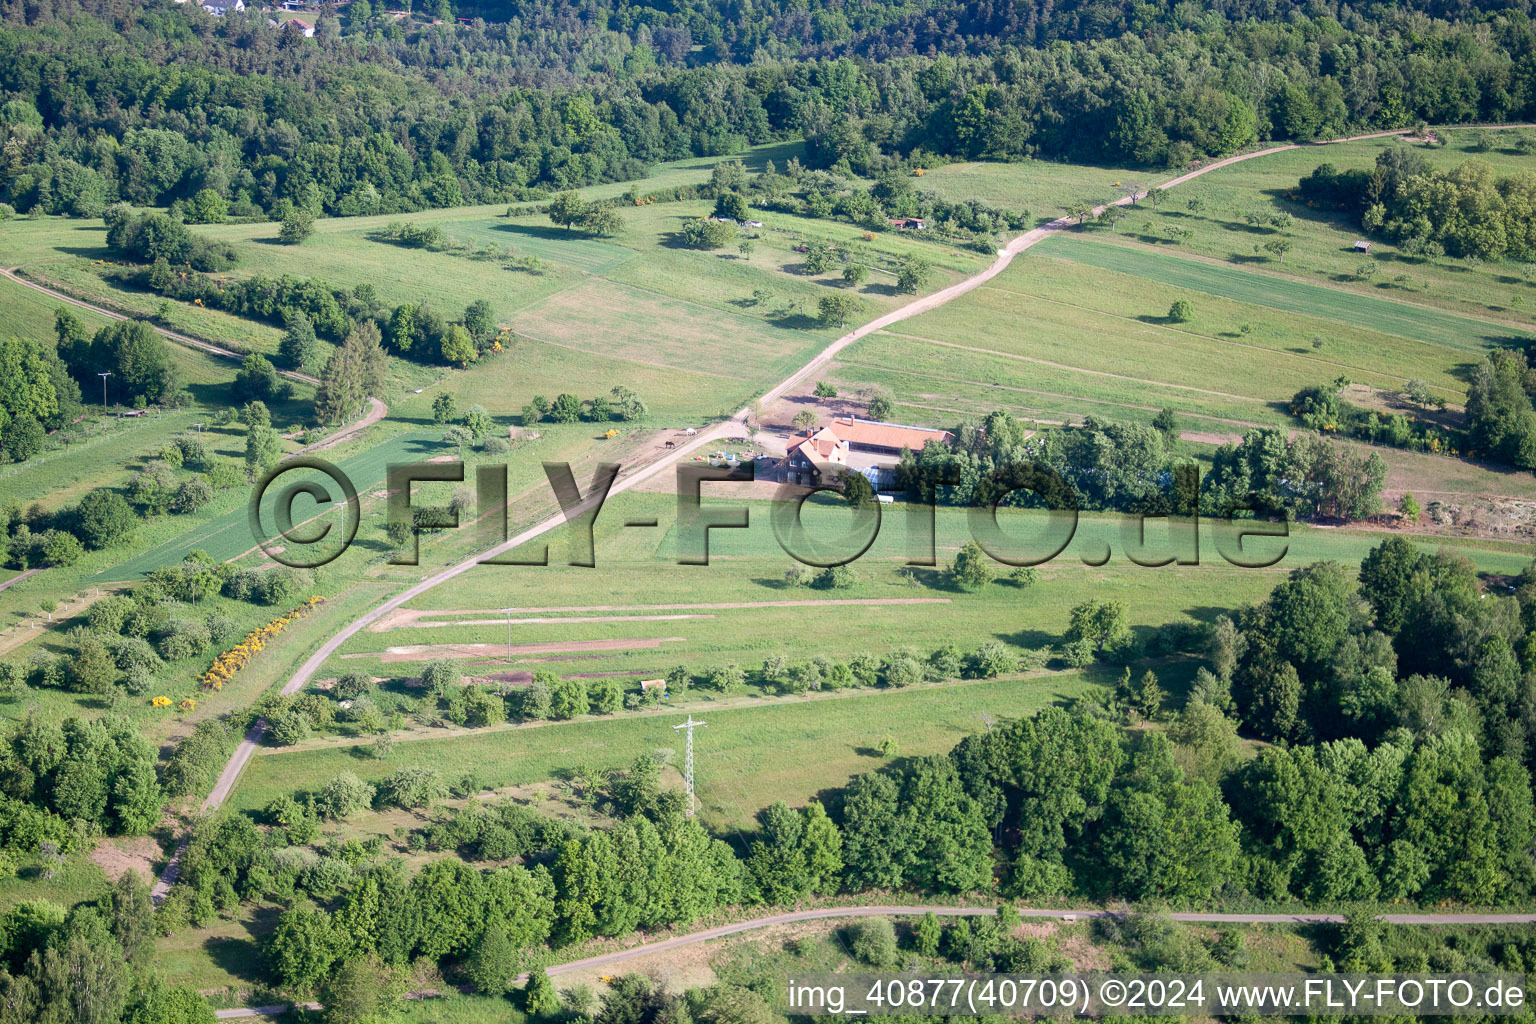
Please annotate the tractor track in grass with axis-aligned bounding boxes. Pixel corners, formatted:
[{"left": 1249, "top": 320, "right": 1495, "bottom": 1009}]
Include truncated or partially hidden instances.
[{"left": 153, "top": 123, "right": 1530, "bottom": 908}]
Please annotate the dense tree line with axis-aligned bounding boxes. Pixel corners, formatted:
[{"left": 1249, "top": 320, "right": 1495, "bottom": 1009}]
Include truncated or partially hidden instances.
[
  {"left": 54, "top": 309, "right": 182, "bottom": 408},
  {"left": 133, "top": 535, "right": 1536, "bottom": 1006},
  {"left": 1298, "top": 148, "right": 1536, "bottom": 261},
  {"left": 0, "top": 873, "right": 216, "bottom": 1024},
  {"left": 5, "top": 0, "right": 1536, "bottom": 227},
  {"left": 0, "top": 333, "right": 80, "bottom": 464},
  {"left": 0, "top": 713, "right": 160, "bottom": 852},
  {"left": 1466, "top": 349, "right": 1536, "bottom": 469},
  {"left": 895, "top": 409, "right": 1386, "bottom": 522}
]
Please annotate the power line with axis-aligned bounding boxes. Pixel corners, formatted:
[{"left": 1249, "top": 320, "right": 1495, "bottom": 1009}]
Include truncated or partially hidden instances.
[{"left": 672, "top": 715, "right": 706, "bottom": 817}]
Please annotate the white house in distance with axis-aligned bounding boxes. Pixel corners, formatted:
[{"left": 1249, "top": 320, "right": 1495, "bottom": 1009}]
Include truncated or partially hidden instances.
[
  {"left": 201, "top": 0, "right": 244, "bottom": 14},
  {"left": 777, "top": 416, "right": 953, "bottom": 488}
]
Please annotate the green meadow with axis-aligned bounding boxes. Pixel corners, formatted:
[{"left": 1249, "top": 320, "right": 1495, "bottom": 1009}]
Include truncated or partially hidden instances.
[
  {"left": 1095, "top": 130, "right": 1536, "bottom": 325},
  {"left": 217, "top": 489, "right": 1532, "bottom": 841}
]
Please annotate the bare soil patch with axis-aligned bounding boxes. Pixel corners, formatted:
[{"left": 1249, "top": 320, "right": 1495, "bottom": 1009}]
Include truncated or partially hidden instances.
[
  {"left": 1342, "top": 382, "right": 1465, "bottom": 430},
  {"left": 90, "top": 835, "right": 161, "bottom": 884},
  {"left": 350, "top": 636, "right": 690, "bottom": 663},
  {"left": 1179, "top": 429, "right": 1243, "bottom": 446},
  {"left": 377, "top": 597, "right": 952, "bottom": 631}
]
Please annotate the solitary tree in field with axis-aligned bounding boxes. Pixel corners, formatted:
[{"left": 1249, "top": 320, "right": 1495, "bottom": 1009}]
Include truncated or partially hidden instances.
[
  {"left": 547, "top": 191, "right": 590, "bottom": 232},
  {"left": 818, "top": 293, "right": 865, "bottom": 329},
  {"left": 895, "top": 256, "right": 931, "bottom": 294},
  {"left": 278, "top": 209, "right": 313, "bottom": 244},
  {"left": 1066, "top": 201, "right": 1092, "bottom": 225},
  {"left": 1398, "top": 493, "right": 1421, "bottom": 523},
  {"left": 866, "top": 390, "right": 894, "bottom": 421},
  {"left": 442, "top": 425, "right": 475, "bottom": 458},
  {"left": 1263, "top": 238, "right": 1293, "bottom": 262},
  {"left": 801, "top": 243, "right": 834, "bottom": 274},
  {"left": 1146, "top": 187, "right": 1166, "bottom": 208},
  {"left": 1168, "top": 298, "right": 1195, "bottom": 322},
  {"left": 792, "top": 409, "right": 818, "bottom": 432},
  {"left": 1065, "top": 598, "right": 1130, "bottom": 653},
  {"left": 949, "top": 540, "right": 994, "bottom": 590},
  {"left": 842, "top": 263, "right": 868, "bottom": 287},
  {"left": 431, "top": 392, "right": 456, "bottom": 424}
]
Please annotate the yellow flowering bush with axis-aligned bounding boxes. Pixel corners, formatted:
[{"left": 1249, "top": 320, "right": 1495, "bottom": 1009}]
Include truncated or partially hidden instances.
[
  {"left": 152, "top": 695, "right": 172, "bottom": 708},
  {"left": 199, "top": 595, "right": 325, "bottom": 691}
]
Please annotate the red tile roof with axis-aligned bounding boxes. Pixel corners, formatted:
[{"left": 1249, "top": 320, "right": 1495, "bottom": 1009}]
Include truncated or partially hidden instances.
[{"left": 830, "top": 417, "right": 951, "bottom": 451}]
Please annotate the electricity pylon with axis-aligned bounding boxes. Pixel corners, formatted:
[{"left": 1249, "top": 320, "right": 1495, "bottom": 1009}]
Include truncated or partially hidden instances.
[{"left": 673, "top": 715, "right": 706, "bottom": 816}]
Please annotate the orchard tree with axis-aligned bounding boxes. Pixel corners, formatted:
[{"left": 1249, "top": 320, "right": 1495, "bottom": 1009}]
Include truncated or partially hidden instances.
[
  {"left": 949, "top": 540, "right": 994, "bottom": 590},
  {"left": 895, "top": 257, "right": 931, "bottom": 294},
  {"left": 278, "top": 209, "right": 313, "bottom": 244},
  {"left": 818, "top": 293, "right": 865, "bottom": 328},
  {"left": 547, "top": 192, "right": 590, "bottom": 232},
  {"left": 1065, "top": 599, "right": 1130, "bottom": 654}
]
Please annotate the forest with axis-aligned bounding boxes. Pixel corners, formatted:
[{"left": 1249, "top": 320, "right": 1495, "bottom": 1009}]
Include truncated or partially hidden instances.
[
  {"left": 894, "top": 409, "right": 1388, "bottom": 522},
  {"left": 4, "top": 0, "right": 1536, "bottom": 221}
]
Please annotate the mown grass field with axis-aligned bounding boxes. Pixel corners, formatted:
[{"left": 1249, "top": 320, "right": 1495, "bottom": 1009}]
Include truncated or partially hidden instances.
[
  {"left": 232, "top": 666, "right": 1109, "bottom": 829},
  {"left": 1093, "top": 129, "right": 1536, "bottom": 325},
  {"left": 1050, "top": 236, "right": 1527, "bottom": 358},
  {"left": 910, "top": 157, "right": 1148, "bottom": 225},
  {"left": 827, "top": 244, "right": 1488, "bottom": 435},
  {"left": 0, "top": 141, "right": 990, "bottom": 646},
  {"left": 218, "top": 490, "right": 1533, "bottom": 843},
  {"left": 333, "top": 491, "right": 1531, "bottom": 673},
  {"left": 181, "top": 197, "right": 991, "bottom": 427}
]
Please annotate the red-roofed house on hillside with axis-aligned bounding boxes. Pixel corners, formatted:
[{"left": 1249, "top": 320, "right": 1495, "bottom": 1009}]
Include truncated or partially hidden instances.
[
  {"left": 775, "top": 417, "right": 953, "bottom": 487},
  {"left": 830, "top": 417, "right": 953, "bottom": 456},
  {"left": 781, "top": 426, "right": 849, "bottom": 486}
]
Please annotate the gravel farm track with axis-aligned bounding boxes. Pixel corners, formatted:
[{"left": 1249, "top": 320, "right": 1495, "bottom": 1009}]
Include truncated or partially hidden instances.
[
  {"left": 145, "top": 122, "right": 1536, "bottom": 906},
  {"left": 11, "top": 128, "right": 1535, "bottom": 1017},
  {"left": 211, "top": 904, "right": 1536, "bottom": 1018}
]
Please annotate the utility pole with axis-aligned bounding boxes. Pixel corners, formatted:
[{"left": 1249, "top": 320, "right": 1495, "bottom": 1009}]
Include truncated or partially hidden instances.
[
  {"left": 97, "top": 372, "right": 112, "bottom": 410},
  {"left": 673, "top": 715, "right": 706, "bottom": 817}
]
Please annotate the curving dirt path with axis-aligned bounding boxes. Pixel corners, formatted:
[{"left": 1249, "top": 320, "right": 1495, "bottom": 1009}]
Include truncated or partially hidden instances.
[
  {"left": 155, "top": 122, "right": 1536, "bottom": 906},
  {"left": 272, "top": 125, "right": 1458, "bottom": 707},
  {"left": 1, "top": 263, "right": 391, "bottom": 433},
  {"left": 528, "top": 904, "right": 1536, "bottom": 982},
  {"left": 210, "top": 902, "right": 1536, "bottom": 1017}
]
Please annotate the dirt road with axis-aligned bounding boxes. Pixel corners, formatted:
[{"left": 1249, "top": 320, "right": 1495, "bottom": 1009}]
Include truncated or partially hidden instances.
[
  {"left": 0, "top": 263, "right": 388, "bottom": 436},
  {"left": 210, "top": 902, "right": 1536, "bottom": 1017},
  {"left": 155, "top": 122, "right": 1534, "bottom": 904}
]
